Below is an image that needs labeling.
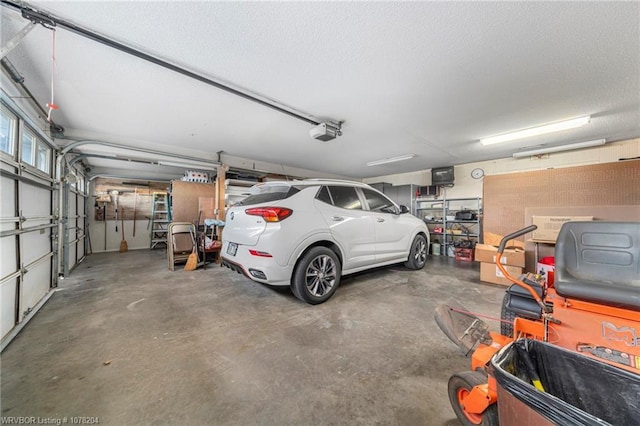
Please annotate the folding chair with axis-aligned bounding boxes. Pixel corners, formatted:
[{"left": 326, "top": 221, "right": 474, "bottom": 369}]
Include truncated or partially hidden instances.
[{"left": 167, "top": 222, "right": 197, "bottom": 271}]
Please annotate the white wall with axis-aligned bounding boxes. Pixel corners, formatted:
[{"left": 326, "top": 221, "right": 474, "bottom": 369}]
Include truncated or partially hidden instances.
[
  {"left": 89, "top": 216, "right": 152, "bottom": 253},
  {"left": 364, "top": 138, "right": 640, "bottom": 200}
]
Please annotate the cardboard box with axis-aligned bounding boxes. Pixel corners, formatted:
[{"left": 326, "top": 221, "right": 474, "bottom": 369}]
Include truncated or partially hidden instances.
[
  {"left": 531, "top": 216, "right": 594, "bottom": 242},
  {"left": 480, "top": 262, "right": 524, "bottom": 286},
  {"left": 483, "top": 232, "right": 526, "bottom": 250},
  {"left": 474, "top": 243, "right": 526, "bottom": 268}
]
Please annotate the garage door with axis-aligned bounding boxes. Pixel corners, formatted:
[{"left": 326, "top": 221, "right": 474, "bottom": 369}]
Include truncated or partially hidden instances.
[
  {"left": 64, "top": 171, "right": 88, "bottom": 275},
  {"left": 1, "top": 100, "right": 58, "bottom": 346}
]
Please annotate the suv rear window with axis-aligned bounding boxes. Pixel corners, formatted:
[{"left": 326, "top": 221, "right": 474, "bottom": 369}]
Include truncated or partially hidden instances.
[{"left": 236, "top": 185, "right": 300, "bottom": 206}]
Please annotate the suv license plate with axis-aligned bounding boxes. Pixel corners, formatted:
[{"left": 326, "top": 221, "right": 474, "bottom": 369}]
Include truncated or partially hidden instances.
[{"left": 227, "top": 242, "right": 238, "bottom": 256}]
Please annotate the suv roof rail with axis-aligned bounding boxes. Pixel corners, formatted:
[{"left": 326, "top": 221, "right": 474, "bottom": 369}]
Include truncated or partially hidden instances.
[{"left": 303, "top": 178, "right": 366, "bottom": 184}]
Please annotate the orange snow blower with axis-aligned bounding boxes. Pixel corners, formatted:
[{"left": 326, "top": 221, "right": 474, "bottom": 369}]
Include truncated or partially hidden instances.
[{"left": 435, "top": 221, "right": 640, "bottom": 425}]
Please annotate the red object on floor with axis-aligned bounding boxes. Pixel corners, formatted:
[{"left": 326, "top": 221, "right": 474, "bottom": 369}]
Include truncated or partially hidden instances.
[
  {"left": 538, "top": 256, "right": 555, "bottom": 287},
  {"left": 455, "top": 248, "right": 474, "bottom": 262}
]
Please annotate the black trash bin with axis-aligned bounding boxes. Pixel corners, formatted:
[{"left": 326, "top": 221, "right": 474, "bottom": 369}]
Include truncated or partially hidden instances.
[{"left": 491, "top": 338, "right": 640, "bottom": 426}]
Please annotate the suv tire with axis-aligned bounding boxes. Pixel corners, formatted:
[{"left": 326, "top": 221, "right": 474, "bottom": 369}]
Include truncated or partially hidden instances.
[
  {"left": 404, "top": 234, "right": 427, "bottom": 270},
  {"left": 291, "top": 247, "right": 341, "bottom": 304}
]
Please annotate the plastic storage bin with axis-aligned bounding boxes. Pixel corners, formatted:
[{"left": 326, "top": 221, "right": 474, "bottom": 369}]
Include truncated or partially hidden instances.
[{"left": 454, "top": 248, "right": 474, "bottom": 262}]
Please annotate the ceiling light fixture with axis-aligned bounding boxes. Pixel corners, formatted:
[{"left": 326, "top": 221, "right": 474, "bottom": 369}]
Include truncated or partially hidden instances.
[
  {"left": 480, "top": 116, "right": 591, "bottom": 146},
  {"left": 366, "top": 154, "right": 416, "bottom": 167},
  {"left": 512, "top": 139, "right": 606, "bottom": 158},
  {"left": 157, "top": 160, "right": 218, "bottom": 170}
]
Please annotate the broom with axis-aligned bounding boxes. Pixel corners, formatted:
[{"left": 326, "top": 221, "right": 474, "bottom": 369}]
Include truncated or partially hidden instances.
[
  {"left": 184, "top": 247, "right": 198, "bottom": 271},
  {"left": 184, "top": 226, "right": 198, "bottom": 271},
  {"left": 119, "top": 207, "right": 128, "bottom": 253}
]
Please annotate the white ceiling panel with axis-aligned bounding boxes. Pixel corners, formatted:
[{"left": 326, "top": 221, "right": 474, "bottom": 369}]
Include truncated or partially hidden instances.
[{"left": 1, "top": 1, "right": 638, "bottom": 179}]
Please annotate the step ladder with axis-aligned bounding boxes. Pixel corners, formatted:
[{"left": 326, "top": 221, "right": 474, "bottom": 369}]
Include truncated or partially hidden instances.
[{"left": 150, "top": 192, "right": 171, "bottom": 249}]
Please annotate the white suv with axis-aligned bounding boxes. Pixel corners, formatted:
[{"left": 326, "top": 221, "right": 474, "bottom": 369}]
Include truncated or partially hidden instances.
[{"left": 221, "top": 179, "right": 429, "bottom": 304}]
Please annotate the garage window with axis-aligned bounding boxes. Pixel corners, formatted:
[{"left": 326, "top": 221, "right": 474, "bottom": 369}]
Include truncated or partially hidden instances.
[
  {"left": 21, "top": 128, "right": 51, "bottom": 174},
  {"left": 36, "top": 141, "right": 51, "bottom": 173},
  {"left": 21, "top": 129, "right": 36, "bottom": 166},
  {"left": 1, "top": 105, "right": 16, "bottom": 156}
]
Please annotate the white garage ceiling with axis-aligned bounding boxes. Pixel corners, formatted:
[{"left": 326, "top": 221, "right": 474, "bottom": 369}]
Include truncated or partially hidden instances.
[{"left": 1, "top": 1, "right": 639, "bottom": 179}]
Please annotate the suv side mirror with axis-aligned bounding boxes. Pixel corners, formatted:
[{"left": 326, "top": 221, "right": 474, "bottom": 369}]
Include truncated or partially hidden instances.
[{"left": 399, "top": 205, "right": 410, "bottom": 214}]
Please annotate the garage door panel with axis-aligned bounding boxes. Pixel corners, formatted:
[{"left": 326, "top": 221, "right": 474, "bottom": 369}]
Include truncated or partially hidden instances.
[
  {"left": 69, "top": 219, "right": 78, "bottom": 266},
  {"left": 68, "top": 218, "right": 77, "bottom": 241},
  {"left": 1, "top": 176, "right": 15, "bottom": 233},
  {"left": 2, "top": 101, "right": 56, "bottom": 345},
  {"left": 77, "top": 195, "right": 86, "bottom": 260},
  {"left": 78, "top": 196, "right": 85, "bottom": 214},
  {"left": 78, "top": 237, "right": 85, "bottom": 258},
  {"left": 19, "top": 183, "right": 50, "bottom": 216},
  {"left": 21, "top": 261, "right": 51, "bottom": 320},
  {"left": 20, "top": 228, "right": 51, "bottom": 265},
  {"left": 69, "top": 197, "right": 77, "bottom": 217},
  {"left": 24, "top": 219, "right": 52, "bottom": 229},
  {"left": 69, "top": 241, "right": 77, "bottom": 268},
  {"left": 78, "top": 228, "right": 86, "bottom": 254},
  {"left": 1, "top": 236, "right": 17, "bottom": 279},
  {"left": 1, "top": 279, "right": 17, "bottom": 339},
  {"left": 78, "top": 198, "right": 86, "bottom": 233}
]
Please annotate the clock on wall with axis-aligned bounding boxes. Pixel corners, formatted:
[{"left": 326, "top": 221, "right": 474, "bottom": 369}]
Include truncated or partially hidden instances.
[{"left": 471, "top": 168, "right": 485, "bottom": 179}]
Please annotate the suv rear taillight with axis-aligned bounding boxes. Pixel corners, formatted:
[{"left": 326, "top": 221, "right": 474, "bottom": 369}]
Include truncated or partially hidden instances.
[{"left": 245, "top": 207, "right": 293, "bottom": 222}]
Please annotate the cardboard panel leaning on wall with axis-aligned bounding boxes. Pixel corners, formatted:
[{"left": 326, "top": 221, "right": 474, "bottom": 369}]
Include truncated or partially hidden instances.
[
  {"left": 483, "top": 159, "right": 640, "bottom": 271},
  {"left": 530, "top": 215, "right": 593, "bottom": 242},
  {"left": 171, "top": 181, "right": 216, "bottom": 224}
]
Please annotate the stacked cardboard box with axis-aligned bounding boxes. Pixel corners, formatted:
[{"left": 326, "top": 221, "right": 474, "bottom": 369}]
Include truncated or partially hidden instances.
[
  {"left": 476, "top": 233, "right": 526, "bottom": 286},
  {"left": 531, "top": 216, "right": 593, "bottom": 242}
]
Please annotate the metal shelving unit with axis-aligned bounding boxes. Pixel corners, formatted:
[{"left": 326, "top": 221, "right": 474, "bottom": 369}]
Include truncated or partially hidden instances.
[{"left": 417, "top": 197, "right": 482, "bottom": 256}]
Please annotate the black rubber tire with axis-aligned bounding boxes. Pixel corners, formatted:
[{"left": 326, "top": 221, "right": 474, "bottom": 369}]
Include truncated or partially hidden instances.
[
  {"left": 404, "top": 234, "right": 428, "bottom": 270},
  {"left": 291, "top": 246, "right": 341, "bottom": 305},
  {"left": 500, "top": 292, "right": 517, "bottom": 337},
  {"left": 448, "top": 371, "right": 499, "bottom": 426}
]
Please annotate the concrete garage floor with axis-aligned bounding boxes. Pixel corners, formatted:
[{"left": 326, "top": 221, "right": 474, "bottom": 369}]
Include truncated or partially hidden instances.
[{"left": 1, "top": 250, "right": 507, "bottom": 425}]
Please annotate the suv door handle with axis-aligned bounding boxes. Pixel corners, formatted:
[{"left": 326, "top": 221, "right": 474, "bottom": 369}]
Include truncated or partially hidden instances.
[
  {"left": 331, "top": 216, "right": 344, "bottom": 222},
  {"left": 377, "top": 218, "right": 385, "bottom": 222}
]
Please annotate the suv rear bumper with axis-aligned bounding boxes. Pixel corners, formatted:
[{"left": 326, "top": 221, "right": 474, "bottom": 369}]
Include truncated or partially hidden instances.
[{"left": 221, "top": 254, "right": 292, "bottom": 287}]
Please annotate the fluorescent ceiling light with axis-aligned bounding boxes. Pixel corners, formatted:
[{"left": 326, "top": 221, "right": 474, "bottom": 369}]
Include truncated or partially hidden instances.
[
  {"left": 512, "top": 139, "right": 606, "bottom": 158},
  {"left": 366, "top": 154, "right": 415, "bottom": 167},
  {"left": 480, "top": 116, "right": 591, "bottom": 146},
  {"left": 157, "top": 160, "right": 217, "bottom": 170}
]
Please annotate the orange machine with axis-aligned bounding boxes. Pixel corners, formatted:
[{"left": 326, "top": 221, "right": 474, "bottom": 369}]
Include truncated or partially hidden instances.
[{"left": 435, "top": 222, "right": 640, "bottom": 425}]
